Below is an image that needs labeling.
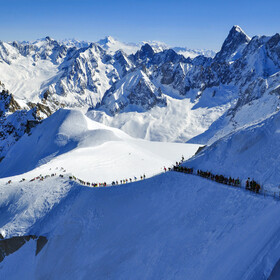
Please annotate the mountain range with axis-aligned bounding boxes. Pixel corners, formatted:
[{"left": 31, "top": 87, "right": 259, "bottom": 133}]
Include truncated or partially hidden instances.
[
  {"left": 1, "top": 25, "right": 280, "bottom": 279},
  {"left": 0, "top": 25, "right": 279, "bottom": 160}
]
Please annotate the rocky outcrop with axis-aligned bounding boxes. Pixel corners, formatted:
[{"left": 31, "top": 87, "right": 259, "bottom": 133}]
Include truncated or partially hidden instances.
[
  {"left": 0, "top": 235, "right": 48, "bottom": 262},
  {"left": 0, "top": 89, "right": 21, "bottom": 116},
  {"left": 95, "top": 69, "right": 167, "bottom": 115},
  {"left": 0, "top": 83, "right": 50, "bottom": 159},
  {"left": 214, "top": 25, "right": 250, "bottom": 62}
]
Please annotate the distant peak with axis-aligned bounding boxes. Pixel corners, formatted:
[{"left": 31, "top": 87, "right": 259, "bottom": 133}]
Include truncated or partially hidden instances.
[
  {"left": 232, "top": 25, "right": 244, "bottom": 33},
  {"left": 214, "top": 25, "right": 251, "bottom": 61},
  {"left": 229, "top": 25, "right": 250, "bottom": 41},
  {"left": 45, "top": 36, "right": 53, "bottom": 42},
  {"left": 106, "top": 36, "right": 115, "bottom": 42},
  {"left": 98, "top": 36, "right": 116, "bottom": 45},
  {"left": 140, "top": 43, "right": 154, "bottom": 53}
]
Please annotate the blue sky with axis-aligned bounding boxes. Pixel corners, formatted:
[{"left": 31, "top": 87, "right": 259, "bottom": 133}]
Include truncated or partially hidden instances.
[{"left": 1, "top": 0, "right": 279, "bottom": 50}]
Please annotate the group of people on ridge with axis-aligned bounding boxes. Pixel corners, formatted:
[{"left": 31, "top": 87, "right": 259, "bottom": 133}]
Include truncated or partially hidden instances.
[
  {"left": 172, "top": 163, "right": 263, "bottom": 195},
  {"left": 246, "top": 178, "right": 261, "bottom": 193},
  {"left": 196, "top": 169, "right": 241, "bottom": 186}
]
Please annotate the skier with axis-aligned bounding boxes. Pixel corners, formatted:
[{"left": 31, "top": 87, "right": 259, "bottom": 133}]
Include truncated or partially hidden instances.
[{"left": 246, "top": 178, "right": 250, "bottom": 190}]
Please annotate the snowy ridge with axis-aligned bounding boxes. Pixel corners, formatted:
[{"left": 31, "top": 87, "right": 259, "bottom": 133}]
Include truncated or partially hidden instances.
[
  {"left": 0, "top": 109, "right": 200, "bottom": 181},
  {"left": 0, "top": 26, "right": 280, "bottom": 280},
  {"left": 187, "top": 110, "right": 280, "bottom": 190},
  {"left": 1, "top": 171, "right": 280, "bottom": 279}
]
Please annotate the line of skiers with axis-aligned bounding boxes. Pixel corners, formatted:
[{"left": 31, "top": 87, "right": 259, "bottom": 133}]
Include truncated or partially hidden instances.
[
  {"left": 172, "top": 165, "right": 264, "bottom": 195},
  {"left": 196, "top": 169, "right": 241, "bottom": 186},
  {"left": 246, "top": 178, "right": 261, "bottom": 193},
  {"left": 5, "top": 170, "right": 147, "bottom": 188},
  {"left": 6, "top": 155, "right": 185, "bottom": 186},
  {"left": 173, "top": 166, "right": 194, "bottom": 174},
  {"left": 69, "top": 174, "right": 147, "bottom": 187}
]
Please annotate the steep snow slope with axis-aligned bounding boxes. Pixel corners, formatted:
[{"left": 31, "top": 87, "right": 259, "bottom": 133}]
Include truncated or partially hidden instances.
[
  {"left": 186, "top": 110, "right": 280, "bottom": 190},
  {"left": 1, "top": 173, "right": 280, "bottom": 279},
  {"left": 189, "top": 71, "right": 280, "bottom": 145},
  {"left": 88, "top": 94, "right": 230, "bottom": 142},
  {"left": 0, "top": 109, "right": 200, "bottom": 180},
  {"left": 96, "top": 36, "right": 216, "bottom": 58},
  {"left": 0, "top": 56, "right": 58, "bottom": 103},
  {"left": 173, "top": 47, "right": 216, "bottom": 58},
  {"left": 95, "top": 69, "right": 167, "bottom": 115},
  {"left": 97, "top": 36, "right": 139, "bottom": 55}
]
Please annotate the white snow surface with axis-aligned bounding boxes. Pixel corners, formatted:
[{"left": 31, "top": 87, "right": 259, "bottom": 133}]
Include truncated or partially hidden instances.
[
  {"left": 97, "top": 36, "right": 139, "bottom": 55},
  {"left": 1, "top": 172, "right": 280, "bottom": 279},
  {"left": 0, "top": 54, "right": 58, "bottom": 104},
  {"left": 0, "top": 109, "right": 200, "bottom": 182},
  {"left": 88, "top": 94, "right": 231, "bottom": 142},
  {"left": 187, "top": 110, "right": 280, "bottom": 191},
  {"left": 96, "top": 36, "right": 215, "bottom": 58}
]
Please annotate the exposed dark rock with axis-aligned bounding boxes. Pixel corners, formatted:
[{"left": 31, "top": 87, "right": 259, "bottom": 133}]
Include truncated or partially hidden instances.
[
  {"left": 133, "top": 43, "right": 154, "bottom": 63},
  {"left": 25, "top": 119, "right": 41, "bottom": 134},
  {"left": 36, "top": 236, "right": 48, "bottom": 256},
  {"left": 0, "top": 235, "right": 48, "bottom": 262},
  {"left": 195, "top": 145, "right": 206, "bottom": 155},
  {"left": 215, "top": 25, "right": 250, "bottom": 62},
  {"left": 43, "top": 89, "right": 51, "bottom": 100}
]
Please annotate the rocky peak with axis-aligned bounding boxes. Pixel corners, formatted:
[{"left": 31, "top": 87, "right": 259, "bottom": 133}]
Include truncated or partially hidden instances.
[
  {"left": 134, "top": 43, "right": 155, "bottom": 62},
  {"left": 215, "top": 25, "right": 251, "bottom": 62},
  {"left": 45, "top": 36, "right": 52, "bottom": 42},
  {"left": 98, "top": 36, "right": 116, "bottom": 46},
  {"left": 266, "top": 33, "right": 280, "bottom": 51},
  {"left": 113, "top": 50, "right": 134, "bottom": 77},
  {"left": 152, "top": 48, "right": 186, "bottom": 65},
  {"left": 265, "top": 33, "right": 280, "bottom": 68},
  {"left": 0, "top": 89, "right": 21, "bottom": 116}
]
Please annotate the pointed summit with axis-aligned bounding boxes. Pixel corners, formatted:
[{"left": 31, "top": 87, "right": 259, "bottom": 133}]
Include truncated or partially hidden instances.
[
  {"left": 45, "top": 36, "right": 51, "bottom": 41},
  {"left": 134, "top": 43, "right": 154, "bottom": 62},
  {"left": 215, "top": 25, "right": 251, "bottom": 62},
  {"left": 97, "top": 36, "right": 117, "bottom": 47}
]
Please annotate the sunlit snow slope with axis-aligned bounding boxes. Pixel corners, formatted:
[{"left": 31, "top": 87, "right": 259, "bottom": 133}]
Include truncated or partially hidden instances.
[
  {"left": 0, "top": 109, "right": 200, "bottom": 182},
  {"left": 186, "top": 110, "right": 280, "bottom": 191}
]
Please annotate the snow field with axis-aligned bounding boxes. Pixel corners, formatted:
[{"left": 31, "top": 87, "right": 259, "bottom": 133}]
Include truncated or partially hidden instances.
[
  {"left": 0, "top": 109, "right": 201, "bottom": 182},
  {"left": 1, "top": 172, "right": 280, "bottom": 279}
]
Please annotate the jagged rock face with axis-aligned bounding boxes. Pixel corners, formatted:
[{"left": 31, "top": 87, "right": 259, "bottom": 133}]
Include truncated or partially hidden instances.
[
  {"left": 113, "top": 50, "right": 134, "bottom": 78},
  {"left": 0, "top": 235, "right": 47, "bottom": 262},
  {"left": 91, "top": 26, "right": 280, "bottom": 119},
  {"left": 127, "top": 78, "right": 166, "bottom": 110},
  {"left": 95, "top": 70, "right": 167, "bottom": 116},
  {"left": 0, "top": 26, "right": 280, "bottom": 146},
  {"left": 0, "top": 82, "right": 55, "bottom": 160},
  {"left": 45, "top": 43, "right": 121, "bottom": 106},
  {"left": 133, "top": 43, "right": 155, "bottom": 63},
  {"left": 266, "top": 33, "right": 280, "bottom": 68},
  {"left": 214, "top": 25, "right": 251, "bottom": 62},
  {"left": 0, "top": 26, "right": 278, "bottom": 118},
  {"left": 0, "top": 90, "right": 21, "bottom": 116}
]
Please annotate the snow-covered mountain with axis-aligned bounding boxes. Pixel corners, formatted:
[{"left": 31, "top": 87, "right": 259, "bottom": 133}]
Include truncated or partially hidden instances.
[
  {"left": 1, "top": 26, "right": 280, "bottom": 280},
  {"left": 187, "top": 110, "right": 280, "bottom": 189},
  {"left": 96, "top": 36, "right": 215, "bottom": 57},
  {"left": 0, "top": 108, "right": 199, "bottom": 179},
  {"left": 0, "top": 26, "right": 279, "bottom": 155},
  {"left": 173, "top": 47, "right": 216, "bottom": 58},
  {"left": 97, "top": 36, "right": 139, "bottom": 55},
  {"left": 1, "top": 147, "right": 280, "bottom": 279}
]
